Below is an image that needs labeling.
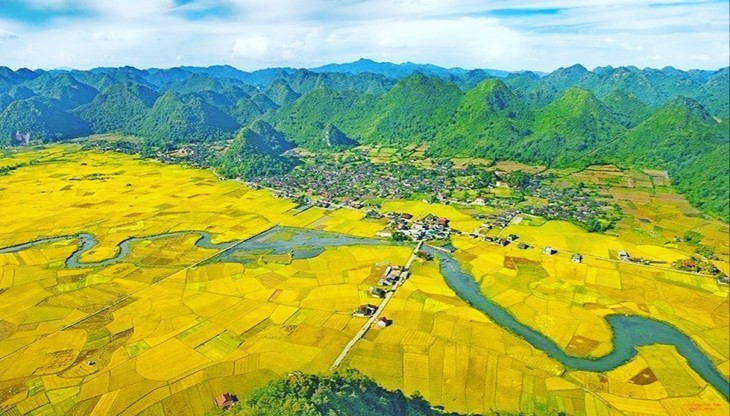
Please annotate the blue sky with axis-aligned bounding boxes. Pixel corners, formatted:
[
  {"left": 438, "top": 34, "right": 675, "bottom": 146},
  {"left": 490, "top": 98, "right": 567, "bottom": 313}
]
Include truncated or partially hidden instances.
[{"left": 0, "top": 0, "right": 727, "bottom": 71}]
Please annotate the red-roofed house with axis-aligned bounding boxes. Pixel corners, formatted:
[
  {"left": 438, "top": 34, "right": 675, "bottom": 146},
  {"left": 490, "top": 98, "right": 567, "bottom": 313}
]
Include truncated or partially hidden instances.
[{"left": 214, "top": 393, "right": 237, "bottom": 409}]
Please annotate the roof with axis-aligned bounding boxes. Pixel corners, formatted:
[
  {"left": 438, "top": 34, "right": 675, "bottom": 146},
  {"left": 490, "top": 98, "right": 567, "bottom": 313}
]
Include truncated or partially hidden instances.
[{"left": 214, "top": 393, "right": 236, "bottom": 408}]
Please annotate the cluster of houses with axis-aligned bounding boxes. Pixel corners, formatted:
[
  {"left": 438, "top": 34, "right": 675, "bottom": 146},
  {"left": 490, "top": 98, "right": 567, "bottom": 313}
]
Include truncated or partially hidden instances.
[
  {"left": 525, "top": 187, "right": 617, "bottom": 230},
  {"left": 256, "top": 159, "right": 460, "bottom": 207},
  {"left": 477, "top": 210, "right": 520, "bottom": 230},
  {"left": 378, "top": 265, "right": 410, "bottom": 286},
  {"left": 354, "top": 264, "right": 409, "bottom": 322},
  {"left": 254, "top": 156, "right": 506, "bottom": 211},
  {"left": 474, "top": 232, "right": 587, "bottom": 264},
  {"left": 481, "top": 233, "right": 520, "bottom": 247},
  {"left": 379, "top": 213, "right": 452, "bottom": 241}
]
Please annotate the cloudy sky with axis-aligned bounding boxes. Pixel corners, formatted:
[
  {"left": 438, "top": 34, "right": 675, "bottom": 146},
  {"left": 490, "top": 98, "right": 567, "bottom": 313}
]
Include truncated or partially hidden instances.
[{"left": 0, "top": 0, "right": 728, "bottom": 72}]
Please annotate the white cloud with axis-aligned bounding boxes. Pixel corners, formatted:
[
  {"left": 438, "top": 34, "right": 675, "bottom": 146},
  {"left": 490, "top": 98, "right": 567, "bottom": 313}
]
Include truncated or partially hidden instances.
[
  {"left": 231, "top": 36, "right": 270, "bottom": 59},
  {"left": 0, "top": 30, "right": 19, "bottom": 42},
  {"left": 0, "top": 0, "right": 726, "bottom": 71},
  {"left": 91, "top": 31, "right": 121, "bottom": 42}
]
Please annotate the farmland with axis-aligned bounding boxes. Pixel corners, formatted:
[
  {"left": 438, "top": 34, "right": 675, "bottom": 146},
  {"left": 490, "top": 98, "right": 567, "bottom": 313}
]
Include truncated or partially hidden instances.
[{"left": 0, "top": 145, "right": 727, "bottom": 415}]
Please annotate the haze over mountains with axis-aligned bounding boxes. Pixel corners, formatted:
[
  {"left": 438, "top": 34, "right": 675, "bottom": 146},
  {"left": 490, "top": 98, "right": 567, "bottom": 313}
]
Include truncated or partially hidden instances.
[{"left": 0, "top": 60, "right": 728, "bottom": 220}]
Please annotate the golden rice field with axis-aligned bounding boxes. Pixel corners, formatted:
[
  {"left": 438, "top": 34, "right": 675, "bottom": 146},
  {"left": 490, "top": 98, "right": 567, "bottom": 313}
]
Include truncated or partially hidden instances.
[{"left": 0, "top": 145, "right": 727, "bottom": 415}]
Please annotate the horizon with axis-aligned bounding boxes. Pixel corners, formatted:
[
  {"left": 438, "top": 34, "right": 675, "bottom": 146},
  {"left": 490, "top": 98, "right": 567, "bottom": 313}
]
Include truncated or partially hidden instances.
[
  {"left": 3, "top": 58, "right": 729, "bottom": 75},
  {"left": 1, "top": 1, "right": 728, "bottom": 72}
]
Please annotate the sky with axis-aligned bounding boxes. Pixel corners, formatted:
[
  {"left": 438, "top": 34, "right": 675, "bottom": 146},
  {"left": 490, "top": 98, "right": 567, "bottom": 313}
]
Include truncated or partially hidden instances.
[{"left": 0, "top": 0, "right": 728, "bottom": 72}]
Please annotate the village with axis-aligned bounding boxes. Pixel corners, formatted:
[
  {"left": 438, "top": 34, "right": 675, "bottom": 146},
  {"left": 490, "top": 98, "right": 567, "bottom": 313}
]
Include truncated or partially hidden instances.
[
  {"left": 253, "top": 155, "right": 622, "bottom": 234},
  {"left": 255, "top": 158, "right": 476, "bottom": 207}
]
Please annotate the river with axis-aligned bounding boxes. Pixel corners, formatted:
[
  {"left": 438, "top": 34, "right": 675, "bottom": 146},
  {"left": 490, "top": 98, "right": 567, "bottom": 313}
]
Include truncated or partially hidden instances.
[{"left": 1, "top": 226, "right": 727, "bottom": 399}]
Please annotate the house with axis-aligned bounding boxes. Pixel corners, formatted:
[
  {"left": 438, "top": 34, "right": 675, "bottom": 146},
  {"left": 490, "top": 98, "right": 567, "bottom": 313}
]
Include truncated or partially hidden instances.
[
  {"left": 369, "top": 286, "right": 386, "bottom": 298},
  {"left": 401, "top": 213, "right": 413, "bottom": 220},
  {"left": 387, "top": 268, "right": 402, "bottom": 278},
  {"left": 543, "top": 246, "right": 554, "bottom": 255},
  {"left": 436, "top": 217, "right": 449, "bottom": 227},
  {"left": 378, "top": 278, "right": 395, "bottom": 286},
  {"left": 376, "top": 317, "right": 391, "bottom": 328},
  {"left": 353, "top": 304, "right": 378, "bottom": 317},
  {"left": 618, "top": 250, "right": 630, "bottom": 261},
  {"left": 518, "top": 243, "right": 529, "bottom": 250},
  {"left": 571, "top": 253, "right": 583, "bottom": 263},
  {"left": 506, "top": 234, "right": 519, "bottom": 242},
  {"left": 497, "top": 238, "right": 508, "bottom": 247},
  {"left": 214, "top": 393, "right": 238, "bottom": 409}
]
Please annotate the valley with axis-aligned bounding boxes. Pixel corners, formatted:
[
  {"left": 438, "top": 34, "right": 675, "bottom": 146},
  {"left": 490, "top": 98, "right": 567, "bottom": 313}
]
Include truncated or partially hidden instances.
[{"left": 0, "top": 145, "right": 727, "bottom": 415}]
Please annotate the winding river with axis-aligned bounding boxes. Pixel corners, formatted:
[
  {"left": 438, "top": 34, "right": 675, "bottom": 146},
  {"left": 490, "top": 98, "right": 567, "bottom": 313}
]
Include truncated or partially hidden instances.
[{"left": 1, "top": 226, "right": 728, "bottom": 399}]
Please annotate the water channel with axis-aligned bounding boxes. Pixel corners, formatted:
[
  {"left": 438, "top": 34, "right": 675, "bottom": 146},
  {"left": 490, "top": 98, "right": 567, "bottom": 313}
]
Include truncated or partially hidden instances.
[{"left": 1, "top": 226, "right": 727, "bottom": 399}]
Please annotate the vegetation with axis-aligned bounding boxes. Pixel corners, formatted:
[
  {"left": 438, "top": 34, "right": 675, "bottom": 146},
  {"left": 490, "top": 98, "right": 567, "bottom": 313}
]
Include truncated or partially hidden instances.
[
  {"left": 216, "top": 120, "right": 297, "bottom": 179},
  {"left": 0, "top": 146, "right": 728, "bottom": 415},
  {"left": 0, "top": 63, "right": 727, "bottom": 220},
  {"left": 223, "top": 370, "right": 478, "bottom": 416}
]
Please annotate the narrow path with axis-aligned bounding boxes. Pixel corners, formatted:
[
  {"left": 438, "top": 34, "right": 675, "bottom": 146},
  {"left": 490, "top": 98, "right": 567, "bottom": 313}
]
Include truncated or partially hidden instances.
[{"left": 331, "top": 240, "right": 424, "bottom": 369}]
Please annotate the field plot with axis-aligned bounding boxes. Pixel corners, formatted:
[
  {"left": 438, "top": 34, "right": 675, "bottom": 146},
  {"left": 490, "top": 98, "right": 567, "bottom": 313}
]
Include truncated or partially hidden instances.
[
  {"left": 380, "top": 200, "right": 482, "bottom": 233},
  {"left": 0, "top": 145, "right": 727, "bottom": 416}
]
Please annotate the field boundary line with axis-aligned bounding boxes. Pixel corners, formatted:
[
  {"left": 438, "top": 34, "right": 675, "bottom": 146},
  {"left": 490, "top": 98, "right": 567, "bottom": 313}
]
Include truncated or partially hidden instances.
[
  {"left": 331, "top": 240, "right": 423, "bottom": 369},
  {"left": 0, "top": 225, "right": 277, "bottom": 362}
]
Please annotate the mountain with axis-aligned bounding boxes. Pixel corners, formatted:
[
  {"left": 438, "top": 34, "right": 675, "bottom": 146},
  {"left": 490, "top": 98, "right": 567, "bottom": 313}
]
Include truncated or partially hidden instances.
[
  {"left": 541, "top": 64, "right": 597, "bottom": 92},
  {"left": 363, "top": 74, "right": 463, "bottom": 145},
  {"left": 311, "top": 58, "right": 510, "bottom": 81},
  {"left": 695, "top": 67, "right": 730, "bottom": 119},
  {"left": 619, "top": 97, "right": 729, "bottom": 221},
  {"left": 322, "top": 124, "right": 358, "bottom": 148},
  {"left": 671, "top": 143, "right": 729, "bottom": 222},
  {"left": 140, "top": 92, "right": 239, "bottom": 146},
  {"left": 0, "top": 94, "right": 12, "bottom": 112},
  {"left": 0, "top": 63, "right": 727, "bottom": 220},
  {"left": 594, "top": 66, "right": 661, "bottom": 104},
  {"left": 268, "top": 88, "right": 374, "bottom": 148},
  {"left": 265, "top": 79, "right": 300, "bottom": 106},
  {"left": 181, "top": 65, "right": 297, "bottom": 86},
  {"left": 287, "top": 69, "right": 393, "bottom": 95},
  {"left": 228, "top": 96, "right": 269, "bottom": 126},
  {"left": 0, "top": 66, "right": 41, "bottom": 84},
  {"left": 24, "top": 72, "right": 98, "bottom": 109},
  {"left": 600, "top": 90, "right": 653, "bottom": 128},
  {"left": 0, "top": 97, "right": 90, "bottom": 145},
  {"left": 216, "top": 120, "right": 296, "bottom": 179},
  {"left": 430, "top": 78, "right": 532, "bottom": 158},
  {"left": 619, "top": 96, "right": 725, "bottom": 166},
  {"left": 74, "top": 83, "right": 159, "bottom": 133},
  {"left": 521, "top": 87, "right": 625, "bottom": 165}
]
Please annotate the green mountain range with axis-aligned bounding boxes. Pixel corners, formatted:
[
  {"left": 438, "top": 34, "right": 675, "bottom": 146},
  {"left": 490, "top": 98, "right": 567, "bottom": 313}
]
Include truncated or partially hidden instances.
[{"left": 0, "top": 62, "right": 727, "bottom": 220}]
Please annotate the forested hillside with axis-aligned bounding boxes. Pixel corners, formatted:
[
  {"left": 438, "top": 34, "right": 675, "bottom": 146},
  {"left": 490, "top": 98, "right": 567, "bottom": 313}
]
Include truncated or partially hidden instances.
[
  {"left": 0, "top": 61, "right": 727, "bottom": 220},
  {"left": 214, "top": 369, "right": 551, "bottom": 416}
]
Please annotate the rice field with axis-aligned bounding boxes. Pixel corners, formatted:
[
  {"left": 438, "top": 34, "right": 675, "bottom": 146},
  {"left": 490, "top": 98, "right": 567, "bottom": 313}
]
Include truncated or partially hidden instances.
[{"left": 0, "top": 145, "right": 727, "bottom": 415}]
